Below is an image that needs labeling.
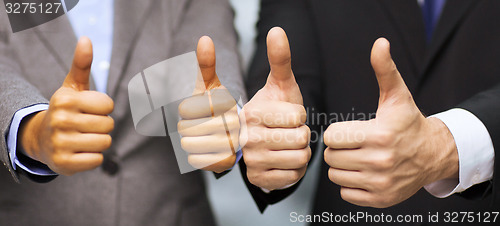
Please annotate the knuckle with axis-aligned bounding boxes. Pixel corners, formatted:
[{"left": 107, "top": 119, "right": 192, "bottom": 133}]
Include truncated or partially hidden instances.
[
  {"left": 88, "top": 154, "right": 104, "bottom": 169},
  {"left": 372, "top": 176, "right": 392, "bottom": 191},
  {"left": 246, "top": 170, "right": 263, "bottom": 187},
  {"left": 290, "top": 168, "right": 304, "bottom": 182},
  {"left": 295, "top": 105, "right": 307, "bottom": 124},
  {"left": 102, "top": 135, "right": 112, "bottom": 150},
  {"left": 187, "top": 155, "right": 204, "bottom": 169},
  {"left": 288, "top": 110, "right": 302, "bottom": 126},
  {"left": 246, "top": 128, "right": 262, "bottom": 146},
  {"left": 297, "top": 148, "right": 311, "bottom": 167},
  {"left": 50, "top": 111, "right": 71, "bottom": 129},
  {"left": 242, "top": 151, "right": 261, "bottom": 167},
  {"left": 299, "top": 126, "right": 311, "bottom": 147},
  {"left": 101, "top": 95, "right": 115, "bottom": 114},
  {"left": 328, "top": 168, "right": 336, "bottom": 182},
  {"left": 180, "top": 137, "right": 190, "bottom": 151},
  {"left": 51, "top": 132, "right": 66, "bottom": 149},
  {"left": 372, "top": 152, "right": 395, "bottom": 170},
  {"left": 51, "top": 94, "right": 74, "bottom": 109},
  {"left": 95, "top": 154, "right": 104, "bottom": 166},
  {"left": 339, "top": 187, "right": 351, "bottom": 202},
  {"left": 323, "top": 149, "right": 333, "bottom": 166},
  {"left": 245, "top": 107, "right": 259, "bottom": 122},
  {"left": 244, "top": 106, "right": 263, "bottom": 126},
  {"left": 371, "top": 130, "right": 396, "bottom": 147},
  {"left": 51, "top": 153, "right": 68, "bottom": 170},
  {"left": 105, "top": 117, "right": 115, "bottom": 133},
  {"left": 323, "top": 124, "right": 340, "bottom": 147},
  {"left": 323, "top": 127, "right": 332, "bottom": 145},
  {"left": 178, "top": 99, "right": 189, "bottom": 118}
]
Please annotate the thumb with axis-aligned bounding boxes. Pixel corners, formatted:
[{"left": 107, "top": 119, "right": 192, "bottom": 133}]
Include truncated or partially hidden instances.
[
  {"left": 266, "top": 27, "right": 295, "bottom": 87},
  {"left": 196, "top": 36, "right": 221, "bottom": 91},
  {"left": 63, "top": 37, "right": 93, "bottom": 91},
  {"left": 371, "top": 38, "right": 410, "bottom": 106}
]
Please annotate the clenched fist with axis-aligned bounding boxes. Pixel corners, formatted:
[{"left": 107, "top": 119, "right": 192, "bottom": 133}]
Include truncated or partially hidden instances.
[
  {"left": 240, "top": 27, "right": 311, "bottom": 191},
  {"left": 20, "top": 37, "right": 115, "bottom": 176},
  {"left": 178, "top": 36, "right": 239, "bottom": 173}
]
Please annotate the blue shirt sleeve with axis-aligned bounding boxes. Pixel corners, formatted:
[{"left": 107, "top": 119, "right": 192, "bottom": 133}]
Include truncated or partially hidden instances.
[{"left": 7, "top": 104, "right": 57, "bottom": 176}]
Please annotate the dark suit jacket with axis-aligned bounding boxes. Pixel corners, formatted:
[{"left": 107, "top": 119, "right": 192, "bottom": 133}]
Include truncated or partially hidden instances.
[
  {"left": 0, "top": 0, "right": 244, "bottom": 225},
  {"left": 245, "top": 0, "right": 500, "bottom": 225}
]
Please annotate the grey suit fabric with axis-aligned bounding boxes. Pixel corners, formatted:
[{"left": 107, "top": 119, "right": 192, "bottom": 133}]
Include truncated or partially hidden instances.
[{"left": 0, "top": 0, "right": 245, "bottom": 225}]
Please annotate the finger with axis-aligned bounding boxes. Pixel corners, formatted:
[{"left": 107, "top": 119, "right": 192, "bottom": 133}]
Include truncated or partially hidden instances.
[
  {"left": 248, "top": 167, "right": 306, "bottom": 191},
  {"left": 54, "top": 113, "right": 114, "bottom": 134},
  {"left": 339, "top": 187, "right": 374, "bottom": 207},
  {"left": 65, "top": 152, "right": 104, "bottom": 173},
  {"left": 76, "top": 91, "right": 114, "bottom": 115},
  {"left": 370, "top": 38, "right": 411, "bottom": 105},
  {"left": 244, "top": 100, "right": 306, "bottom": 128},
  {"left": 57, "top": 133, "right": 112, "bottom": 153},
  {"left": 178, "top": 88, "right": 237, "bottom": 119},
  {"left": 181, "top": 131, "right": 238, "bottom": 154},
  {"left": 323, "top": 121, "right": 373, "bottom": 149},
  {"left": 263, "top": 126, "right": 310, "bottom": 150},
  {"left": 197, "top": 36, "right": 221, "bottom": 90},
  {"left": 324, "top": 148, "right": 367, "bottom": 171},
  {"left": 63, "top": 37, "right": 93, "bottom": 91},
  {"left": 266, "top": 27, "right": 294, "bottom": 87},
  {"left": 188, "top": 152, "right": 235, "bottom": 170},
  {"left": 178, "top": 111, "right": 239, "bottom": 137},
  {"left": 247, "top": 147, "right": 311, "bottom": 170},
  {"left": 328, "top": 168, "right": 368, "bottom": 190}
]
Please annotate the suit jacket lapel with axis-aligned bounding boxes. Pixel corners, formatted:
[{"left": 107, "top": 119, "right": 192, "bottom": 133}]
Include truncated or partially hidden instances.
[
  {"left": 107, "top": 0, "right": 159, "bottom": 97},
  {"left": 33, "top": 14, "right": 101, "bottom": 90},
  {"left": 377, "top": 0, "right": 427, "bottom": 77},
  {"left": 420, "top": 0, "right": 481, "bottom": 78}
]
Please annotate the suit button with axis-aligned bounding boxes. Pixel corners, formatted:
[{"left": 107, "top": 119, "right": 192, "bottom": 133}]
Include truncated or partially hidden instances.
[{"left": 102, "top": 154, "right": 120, "bottom": 176}]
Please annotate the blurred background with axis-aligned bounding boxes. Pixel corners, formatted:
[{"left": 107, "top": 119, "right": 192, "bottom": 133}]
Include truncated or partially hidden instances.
[{"left": 203, "top": 1, "right": 324, "bottom": 225}]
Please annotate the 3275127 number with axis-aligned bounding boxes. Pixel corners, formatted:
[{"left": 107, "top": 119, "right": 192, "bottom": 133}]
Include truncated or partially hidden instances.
[
  {"left": 5, "top": 2, "right": 62, "bottom": 14},
  {"left": 443, "top": 212, "right": 499, "bottom": 223}
]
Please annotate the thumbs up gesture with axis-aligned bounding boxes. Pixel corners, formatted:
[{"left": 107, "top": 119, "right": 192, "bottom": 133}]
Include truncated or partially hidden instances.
[
  {"left": 177, "top": 36, "right": 239, "bottom": 173},
  {"left": 240, "top": 27, "right": 311, "bottom": 191},
  {"left": 323, "top": 38, "right": 458, "bottom": 208},
  {"left": 20, "top": 37, "right": 115, "bottom": 176}
]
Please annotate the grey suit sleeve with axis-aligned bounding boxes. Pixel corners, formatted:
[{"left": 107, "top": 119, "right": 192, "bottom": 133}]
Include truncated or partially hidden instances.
[
  {"left": 0, "top": 20, "right": 49, "bottom": 183},
  {"left": 169, "top": 0, "right": 247, "bottom": 103}
]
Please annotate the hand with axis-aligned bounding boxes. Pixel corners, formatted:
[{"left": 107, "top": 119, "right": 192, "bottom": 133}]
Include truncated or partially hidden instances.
[
  {"left": 240, "top": 27, "right": 311, "bottom": 191},
  {"left": 323, "top": 38, "right": 458, "bottom": 208},
  {"left": 178, "top": 36, "right": 239, "bottom": 173},
  {"left": 20, "top": 37, "right": 115, "bottom": 176}
]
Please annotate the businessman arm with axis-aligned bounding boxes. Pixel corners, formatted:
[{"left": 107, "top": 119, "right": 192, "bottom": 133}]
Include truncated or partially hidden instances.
[
  {"left": 0, "top": 21, "right": 50, "bottom": 182},
  {"left": 243, "top": 0, "right": 322, "bottom": 212}
]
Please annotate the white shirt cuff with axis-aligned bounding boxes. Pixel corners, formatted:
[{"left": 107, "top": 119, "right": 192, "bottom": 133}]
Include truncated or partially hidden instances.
[
  {"left": 7, "top": 104, "right": 57, "bottom": 176},
  {"left": 425, "top": 108, "right": 494, "bottom": 198},
  {"left": 260, "top": 181, "right": 298, "bottom": 194}
]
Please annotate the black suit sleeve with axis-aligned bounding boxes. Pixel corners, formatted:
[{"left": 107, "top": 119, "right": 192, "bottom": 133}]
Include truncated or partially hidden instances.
[
  {"left": 243, "top": 0, "right": 324, "bottom": 212},
  {"left": 457, "top": 83, "right": 500, "bottom": 202}
]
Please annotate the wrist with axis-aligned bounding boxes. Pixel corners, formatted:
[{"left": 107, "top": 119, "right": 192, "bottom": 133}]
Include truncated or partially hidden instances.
[
  {"left": 20, "top": 110, "right": 46, "bottom": 162},
  {"left": 424, "top": 117, "right": 459, "bottom": 184}
]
